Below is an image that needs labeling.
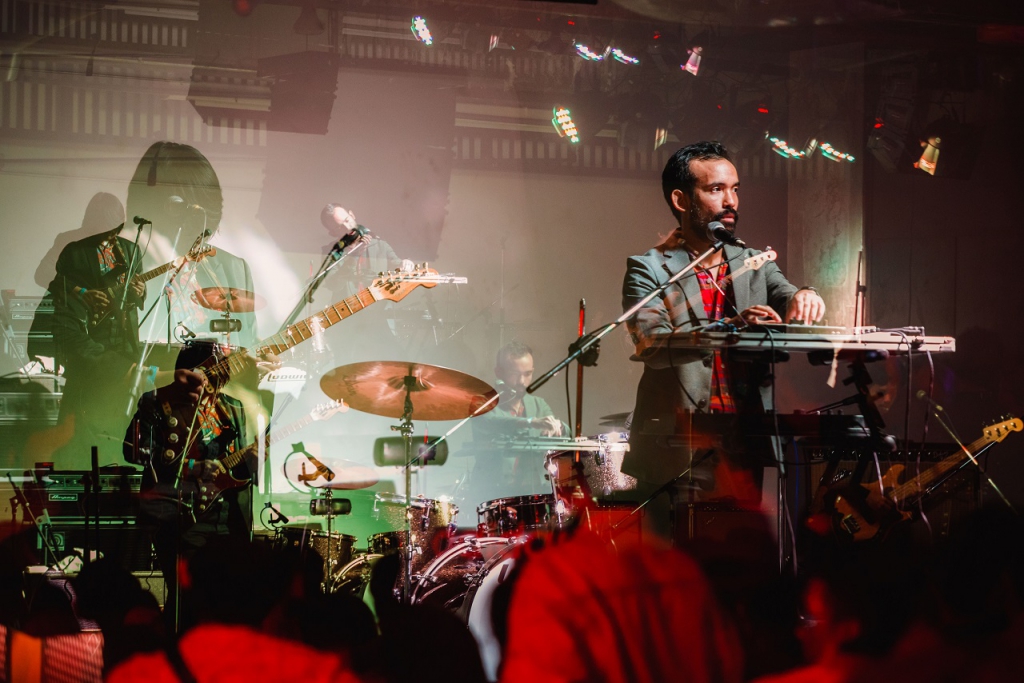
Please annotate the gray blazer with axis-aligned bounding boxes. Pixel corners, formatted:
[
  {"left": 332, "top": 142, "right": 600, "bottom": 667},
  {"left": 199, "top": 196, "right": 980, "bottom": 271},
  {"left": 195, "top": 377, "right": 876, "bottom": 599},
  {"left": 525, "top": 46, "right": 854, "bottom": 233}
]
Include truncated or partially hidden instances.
[{"left": 620, "top": 241, "right": 797, "bottom": 484}]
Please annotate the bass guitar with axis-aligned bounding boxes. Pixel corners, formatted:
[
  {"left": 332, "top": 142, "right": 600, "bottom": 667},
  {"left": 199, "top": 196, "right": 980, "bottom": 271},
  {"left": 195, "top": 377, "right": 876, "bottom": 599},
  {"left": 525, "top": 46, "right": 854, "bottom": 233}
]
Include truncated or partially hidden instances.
[{"left": 829, "top": 417, "right": 1021, "bottom": 542}]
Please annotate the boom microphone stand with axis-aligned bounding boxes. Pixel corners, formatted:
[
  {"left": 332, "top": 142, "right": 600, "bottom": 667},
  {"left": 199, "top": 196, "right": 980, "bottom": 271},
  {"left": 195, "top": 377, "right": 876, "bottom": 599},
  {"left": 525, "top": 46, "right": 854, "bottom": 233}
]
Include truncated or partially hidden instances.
[{"left": 527, "top": 239, "right": 728, "bottom": 394}]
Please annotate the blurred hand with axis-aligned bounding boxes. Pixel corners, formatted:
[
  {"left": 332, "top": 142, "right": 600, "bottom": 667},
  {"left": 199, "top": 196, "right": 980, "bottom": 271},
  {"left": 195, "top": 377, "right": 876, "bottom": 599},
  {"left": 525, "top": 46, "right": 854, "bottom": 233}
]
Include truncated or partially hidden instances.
[
  {"left": 400, "top": 259, "right": 415, "bottom": 273},
  {"left": 531, "top": 415, "right": 563, "bottom": 437},
  {"left": 82, "top": 289, "right": 110, "bottom": 312},
  {"left": 130, "top": 276, "right": 146, "bottom": 301},
  {"left": 785, "top": 290, "right": 826, "bottom": 324},
  {"left": 255, "top": 350, "right": 282, "bottom": 381},
  {"left": 199, "top": 459, "right": 226, "bottom": 480},
  {"left": 732, "top": 305, "right": 782, "bottom": 327}
]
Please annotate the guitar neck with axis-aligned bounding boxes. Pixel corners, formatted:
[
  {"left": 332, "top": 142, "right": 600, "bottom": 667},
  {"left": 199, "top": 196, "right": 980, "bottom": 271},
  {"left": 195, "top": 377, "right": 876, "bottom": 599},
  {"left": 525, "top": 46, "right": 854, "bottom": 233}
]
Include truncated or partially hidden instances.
[
  {"left": 202, "top": 287, "right": 381, "bottom": 385},
  {"left": 721, "top": 265, "right": 751, "bottom": 289},
  {"left": 139, "top": 260, "right": 177, "bottom": 284},
  {"left": 892, "top": 435, "right": 989, "bottom": 500},
  {"left": 258, "top": 288, "right": 380, "bottom": 356}
]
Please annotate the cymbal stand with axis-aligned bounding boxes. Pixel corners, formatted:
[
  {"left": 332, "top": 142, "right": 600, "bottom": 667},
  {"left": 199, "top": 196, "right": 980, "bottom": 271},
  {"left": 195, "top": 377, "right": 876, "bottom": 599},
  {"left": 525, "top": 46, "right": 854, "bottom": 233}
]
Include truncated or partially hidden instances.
[
  {"left": 390, "top": 374, "right": 418, "bottom": 604},
  {"left": 322, "top": 487, "right": 336, "bottom": 591}
]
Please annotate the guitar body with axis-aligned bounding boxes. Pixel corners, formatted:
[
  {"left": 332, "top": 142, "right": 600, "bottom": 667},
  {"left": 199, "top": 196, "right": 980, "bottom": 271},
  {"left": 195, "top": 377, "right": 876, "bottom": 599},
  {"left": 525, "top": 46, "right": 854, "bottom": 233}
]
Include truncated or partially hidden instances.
[
  {"left": 824, "top": 417, "right": 1022, "bottom": 543},
  {"left": 829, "top": 480, "right": 910, "bottom": 543},
  {"left": 192, "top": 468, "right": 251, "bottom": 516}
]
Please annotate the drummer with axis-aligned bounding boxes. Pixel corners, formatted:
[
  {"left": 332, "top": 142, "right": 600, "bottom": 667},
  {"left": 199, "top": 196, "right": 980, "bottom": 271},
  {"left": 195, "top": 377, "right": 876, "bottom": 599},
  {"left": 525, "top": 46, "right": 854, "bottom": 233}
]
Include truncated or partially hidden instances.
[
  {"left": 474, "top": 341, "right": 566, "bottom": 440},
  {"left": 463, "top": 341, "right": 569, "bottom": 502}
]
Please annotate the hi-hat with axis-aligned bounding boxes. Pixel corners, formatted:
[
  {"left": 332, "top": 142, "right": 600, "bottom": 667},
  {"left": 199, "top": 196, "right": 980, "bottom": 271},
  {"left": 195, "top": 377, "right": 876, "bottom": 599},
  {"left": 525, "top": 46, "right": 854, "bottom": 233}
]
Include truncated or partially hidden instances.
[
  {"left": 320, "top": 361, "right": 497, "bottom": 421},
  {"left": 191, "top": 287, "right": 265, "bottom": 313}
]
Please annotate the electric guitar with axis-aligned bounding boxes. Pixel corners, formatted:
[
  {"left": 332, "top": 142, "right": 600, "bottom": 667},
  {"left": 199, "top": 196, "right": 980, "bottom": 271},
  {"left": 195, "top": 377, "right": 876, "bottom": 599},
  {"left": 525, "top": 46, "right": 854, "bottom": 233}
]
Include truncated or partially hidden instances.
[
  {"left": 191, "top": 400, "right": 348, "bottom": 515},
  {"left": 829, "top": 417, "right": 1022, "bottom": 542},
  {"left": 159, "top": 266, "right": 465, "bottom": 464},
  {"left": 89, "top": 244, "right": 216, "bottom": 328}
]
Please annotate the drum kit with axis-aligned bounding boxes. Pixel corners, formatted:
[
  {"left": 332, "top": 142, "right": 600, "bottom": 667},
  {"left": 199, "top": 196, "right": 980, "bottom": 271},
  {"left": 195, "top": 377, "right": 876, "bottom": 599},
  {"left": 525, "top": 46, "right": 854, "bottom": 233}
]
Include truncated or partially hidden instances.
[{"left": 271, "top": 358, "right": 641, "bottom": 629}]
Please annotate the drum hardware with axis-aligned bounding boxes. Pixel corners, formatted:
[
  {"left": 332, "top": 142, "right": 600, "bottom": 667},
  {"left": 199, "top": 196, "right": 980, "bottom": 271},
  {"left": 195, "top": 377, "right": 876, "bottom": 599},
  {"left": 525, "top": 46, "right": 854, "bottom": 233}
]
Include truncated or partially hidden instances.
[
  {"left": 307, "top": 486, "right": 354, "bottom": 591},
  {"left": 374, "top": 435, "right": 449, "bottom": 467},
  {"left": 320, "top": 360, "right": 497, "bottom": 603}
]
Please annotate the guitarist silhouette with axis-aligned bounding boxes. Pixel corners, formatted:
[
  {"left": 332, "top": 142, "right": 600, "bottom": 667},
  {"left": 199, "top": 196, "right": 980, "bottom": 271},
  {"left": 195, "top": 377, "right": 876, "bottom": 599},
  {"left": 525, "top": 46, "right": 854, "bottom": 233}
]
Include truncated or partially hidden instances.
[{"left": 125, "top": 339, "right": 254, "bottom": 631}]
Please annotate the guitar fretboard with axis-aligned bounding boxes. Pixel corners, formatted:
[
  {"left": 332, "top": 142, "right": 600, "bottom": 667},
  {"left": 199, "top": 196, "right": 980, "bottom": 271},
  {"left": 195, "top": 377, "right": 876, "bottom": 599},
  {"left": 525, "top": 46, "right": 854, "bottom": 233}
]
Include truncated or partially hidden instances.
[
  {"left": 892, "top": 434, "right": 990, "bottom": 501},
  {"left": 200, "top": 288, "right": 380, "bottom": 386}
]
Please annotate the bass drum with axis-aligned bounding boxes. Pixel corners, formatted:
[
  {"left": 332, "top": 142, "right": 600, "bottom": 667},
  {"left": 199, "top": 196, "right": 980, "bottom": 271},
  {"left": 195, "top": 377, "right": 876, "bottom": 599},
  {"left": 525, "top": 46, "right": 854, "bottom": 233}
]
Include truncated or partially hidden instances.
[{"left": 412, "top": 536, "right": 524, "bottom": 681}]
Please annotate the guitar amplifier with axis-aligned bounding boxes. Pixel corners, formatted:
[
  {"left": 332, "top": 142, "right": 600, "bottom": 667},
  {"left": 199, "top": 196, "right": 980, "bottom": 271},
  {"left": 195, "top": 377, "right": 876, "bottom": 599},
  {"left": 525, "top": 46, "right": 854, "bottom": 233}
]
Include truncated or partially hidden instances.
[
  {"left": 801, "top": 444, "right": 979, "bottom": 540},
  {"left": 26, "top": 469, "right": 143, "bottom": 519},
  {"left": 0, "top": 293, "right": 55, "bottom": 359},
  {"left": 38, "top": 518, "right": 155, "bottom": 572}
]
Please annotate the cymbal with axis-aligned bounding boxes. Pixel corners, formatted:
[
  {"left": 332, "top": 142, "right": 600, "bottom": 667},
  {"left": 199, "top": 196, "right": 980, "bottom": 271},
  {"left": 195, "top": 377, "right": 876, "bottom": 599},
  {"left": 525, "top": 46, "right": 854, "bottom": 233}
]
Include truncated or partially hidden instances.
[
  {"left": 320, "top": 361, "right": 497, "bottom": 421},
  {"left": 599, "top": 411, "right": 632, "bottom": 428},
  {"left": 191, "top": 287, "right": 265, "bottom": 313}
]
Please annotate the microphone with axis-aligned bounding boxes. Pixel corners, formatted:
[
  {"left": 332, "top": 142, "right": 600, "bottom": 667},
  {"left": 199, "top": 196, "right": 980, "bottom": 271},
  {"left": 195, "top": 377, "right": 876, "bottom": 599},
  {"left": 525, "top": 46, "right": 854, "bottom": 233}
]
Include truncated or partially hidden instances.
[
  {"left": 178, "top": 323, "right": 197, "bottom": 339},
  {"left": 915, "top": 389, "right": 945, "bottom": 412},
  {"left": 706, "top": 221, "right": 746, "bottom": 247},
  {"left": 263, "top": 502, "right": 289, "bottom": 525},
  {"left": 133, "top": 216, "right": 152, "bottom": 226},
  {"left": 330, "top": 225, "right": 371, "bottom": 259},
  {"left": 495, "top": 379, "right": 518, "bottom": 399}
]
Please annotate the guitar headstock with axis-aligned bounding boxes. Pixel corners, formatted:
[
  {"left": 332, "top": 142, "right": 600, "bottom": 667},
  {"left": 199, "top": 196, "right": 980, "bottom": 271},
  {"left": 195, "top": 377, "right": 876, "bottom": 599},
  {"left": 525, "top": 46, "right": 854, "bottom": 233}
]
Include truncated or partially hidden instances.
[
  {"left": 982, "top": 417, "right": 1022, "bottom": 445},
  {"left": 744, "top": 249, "right": 778, "bottom": 271},
  {"left": 312, "top": 400, "right": 348, "bottom": 420},
  {"left": 180, "top": 244, "right": 216, "bottom": 266},
  {"left": 372, "top": 265, "right": 441, "bottom": 302}
]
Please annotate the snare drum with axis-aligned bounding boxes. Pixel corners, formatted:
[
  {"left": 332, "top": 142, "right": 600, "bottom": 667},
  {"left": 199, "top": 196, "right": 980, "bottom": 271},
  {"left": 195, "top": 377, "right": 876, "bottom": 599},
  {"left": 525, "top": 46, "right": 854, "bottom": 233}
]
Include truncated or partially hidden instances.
[{"left": 477, "top": 494, "right": 558, "bottom": 537}]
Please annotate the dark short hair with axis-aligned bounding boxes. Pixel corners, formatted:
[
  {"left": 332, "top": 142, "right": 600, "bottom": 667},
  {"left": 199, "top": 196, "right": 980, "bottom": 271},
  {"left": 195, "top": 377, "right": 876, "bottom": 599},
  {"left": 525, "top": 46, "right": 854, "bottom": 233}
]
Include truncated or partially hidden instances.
[
  {"left": 661, "top": 141, "right": 731, "bottom": 221},
  {"left": 127, "top": 141, "right": 224, "bottom": 233},
  {"left": 321, "top": 202, "right": 344, "bottom": 231},
  {"left": 496, "top": 340, "right": 532, "bottom": 370}
]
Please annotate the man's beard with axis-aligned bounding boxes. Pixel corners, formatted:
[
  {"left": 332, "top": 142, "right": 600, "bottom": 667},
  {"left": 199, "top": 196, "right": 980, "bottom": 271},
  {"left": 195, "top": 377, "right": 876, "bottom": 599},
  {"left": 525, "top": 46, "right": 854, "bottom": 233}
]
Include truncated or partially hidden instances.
[{"left": 694, "top": 207, "right": 740, "bottom": 237}]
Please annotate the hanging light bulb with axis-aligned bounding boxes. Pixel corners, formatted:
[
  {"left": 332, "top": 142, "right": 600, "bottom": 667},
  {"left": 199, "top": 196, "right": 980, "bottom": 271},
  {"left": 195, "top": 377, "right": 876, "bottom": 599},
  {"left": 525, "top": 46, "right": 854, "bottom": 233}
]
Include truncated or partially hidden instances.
[
  {"left": 575, "top": 43, "right": 605, "bottom": 61},
  {"left": 914, "top": 136, "right": 940, "bottom": 175},
  {"left": 820, "top": 142, "right": 855, "bottom": 163},
  {"left": 552, "top": 107, "right": 580, "bottom": 143},
  {"left": 682, "top": 46, "right": 702, "bottom": 75},
  {"left": 411, "top": 16, "right": 433, "bottom": 46},
  {"left": 610, "top": 48, "right": 640, "bottom": 65}
]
